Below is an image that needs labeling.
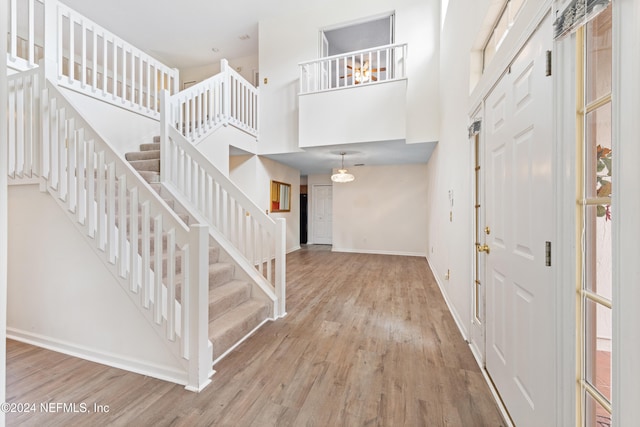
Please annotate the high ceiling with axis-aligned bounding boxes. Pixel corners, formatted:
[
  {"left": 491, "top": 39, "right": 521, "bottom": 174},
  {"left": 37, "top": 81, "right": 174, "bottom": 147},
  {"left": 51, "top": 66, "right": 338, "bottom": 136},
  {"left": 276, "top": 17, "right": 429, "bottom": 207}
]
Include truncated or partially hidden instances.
[
  {"left": 59, "top": 0, "right": 302, "bottom": 68},
  {"left": 59, "top": 0, "right": 436, "bottom": 175}
]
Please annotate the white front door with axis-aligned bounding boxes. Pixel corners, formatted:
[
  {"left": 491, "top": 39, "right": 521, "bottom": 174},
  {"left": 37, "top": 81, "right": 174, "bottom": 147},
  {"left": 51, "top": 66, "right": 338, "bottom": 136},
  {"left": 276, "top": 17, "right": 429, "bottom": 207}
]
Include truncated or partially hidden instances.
[
  {"left": 483, "top": 14, "right": 555, "bottom": 426},
  {"left": 312, "top": 185, "right": 332, "bottom": 244}
]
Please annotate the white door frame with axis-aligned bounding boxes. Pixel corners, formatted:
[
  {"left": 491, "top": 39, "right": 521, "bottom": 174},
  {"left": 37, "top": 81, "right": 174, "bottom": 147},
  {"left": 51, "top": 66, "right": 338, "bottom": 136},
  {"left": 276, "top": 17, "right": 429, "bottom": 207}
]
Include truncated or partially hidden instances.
[{"left": 310, "top": 184, "right": 332, "bottom": 245}]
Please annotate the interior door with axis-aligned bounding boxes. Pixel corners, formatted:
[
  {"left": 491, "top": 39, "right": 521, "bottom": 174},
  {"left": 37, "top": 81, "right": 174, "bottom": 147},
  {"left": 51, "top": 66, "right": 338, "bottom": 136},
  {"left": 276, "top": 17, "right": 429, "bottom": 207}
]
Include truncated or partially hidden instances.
[
  {"left": 483, "top": 14, "right": 555, "bottom": 426},
  {"left": 312, "top": 185, "right": 332, "bottom": 244}
]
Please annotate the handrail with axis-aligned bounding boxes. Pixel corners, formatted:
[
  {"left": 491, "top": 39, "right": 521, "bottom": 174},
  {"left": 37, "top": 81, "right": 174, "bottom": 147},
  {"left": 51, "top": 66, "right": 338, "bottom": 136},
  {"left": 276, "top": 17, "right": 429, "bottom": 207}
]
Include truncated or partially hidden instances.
[
  {"left": 6, "top": 66, "right": 213, "bottom": 391},
  {"left": 161, "top": 90, "right": 285, "bottom": 317},
  {"left": 298, "top": 42, "right": 408, "bottom": 94},
  {"left": 172, "top": 59, "right": 258, "bottom": 143}
]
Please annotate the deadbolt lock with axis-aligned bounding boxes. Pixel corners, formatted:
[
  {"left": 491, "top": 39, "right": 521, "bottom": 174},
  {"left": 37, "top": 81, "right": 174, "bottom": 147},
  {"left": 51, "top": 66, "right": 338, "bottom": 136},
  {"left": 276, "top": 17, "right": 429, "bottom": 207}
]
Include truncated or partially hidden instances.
[
  {"left": 477, "top": 244, "right": 490, "bottom": 254},
  {"left": 485, "top": 226, "right": 491, "bottom": 235}
]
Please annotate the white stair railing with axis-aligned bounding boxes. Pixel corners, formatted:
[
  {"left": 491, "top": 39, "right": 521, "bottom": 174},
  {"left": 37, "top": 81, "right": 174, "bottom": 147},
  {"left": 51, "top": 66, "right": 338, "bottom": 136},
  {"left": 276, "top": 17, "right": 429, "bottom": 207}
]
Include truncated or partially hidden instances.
[
  {"left": 7, "top": 0, "right": 179, "bottom": 117},
  {"left": 173, "top": 59, "right": 259, "bottom": 143},
  {"left": 7, "top": 0, "right": 45, "bottom": 70},
  {"left": 54, "top": 1, "right": 179, "bottom": 119},
  {"left": 7, "top": 68, "right": 213, "bottom": 391},
  {"left": 7, "top": 67, "right": 42, "bottom": 181},
  {"left": 161, "top": 91, "right": 286, "bottom": 318},
  {"left": 298, "top": 43, "right": 408, "bottom": 94}
]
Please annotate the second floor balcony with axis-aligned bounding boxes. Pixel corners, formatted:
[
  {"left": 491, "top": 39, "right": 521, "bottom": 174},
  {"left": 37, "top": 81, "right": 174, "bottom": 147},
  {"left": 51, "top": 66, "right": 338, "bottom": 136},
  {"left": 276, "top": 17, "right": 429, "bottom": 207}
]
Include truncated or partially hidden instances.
[{"left": 298, "top": 43, "right": 408, "bottom": 148}]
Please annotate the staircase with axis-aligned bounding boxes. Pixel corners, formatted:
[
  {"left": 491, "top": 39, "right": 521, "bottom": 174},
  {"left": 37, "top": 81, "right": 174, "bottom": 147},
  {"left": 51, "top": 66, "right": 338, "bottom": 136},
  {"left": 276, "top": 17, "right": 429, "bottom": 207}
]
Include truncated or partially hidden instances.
[{"left": 125, "top": 137, "right": 270, "bottom": 362}]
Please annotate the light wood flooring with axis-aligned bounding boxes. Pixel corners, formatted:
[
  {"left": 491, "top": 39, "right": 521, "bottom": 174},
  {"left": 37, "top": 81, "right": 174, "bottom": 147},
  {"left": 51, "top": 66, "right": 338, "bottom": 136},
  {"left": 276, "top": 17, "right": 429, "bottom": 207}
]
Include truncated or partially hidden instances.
[{"left": 6, "top": 245, "right": 505, "bottom": 426}]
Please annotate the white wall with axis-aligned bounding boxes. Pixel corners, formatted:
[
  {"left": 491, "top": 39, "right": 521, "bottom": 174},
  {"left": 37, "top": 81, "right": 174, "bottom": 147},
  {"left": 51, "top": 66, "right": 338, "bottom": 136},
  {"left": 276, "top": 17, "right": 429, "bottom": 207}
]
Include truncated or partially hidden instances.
[
  {"left": 332, "top": 164, "right": 428, "bottom": 256},
  {"left": 180, "top": 55, "right": 259, "bottom": 89},
  {"left": 425, "top": 0, "right": 490, "bottom": 336},
  {"left": 230, "top": 154, "right": 259, "bottom": 200},
  {"left": 258, "top": 0, "right": 440, "bottom": 155},
  {"left": 256, "top": 158, "right": 301, "bottom": 253},
  {"left": 299, "top": 80, "right": 407, "bottom": 147},
  {"left": 60, "top": 88, "right": 160, "bottom": 155},
  {"left": 1, "top": 0, "right": 8, "bottom": 421},
  {"left": 230, "top": 155, "right": 301, "bottom": 253},
  {"left": 7, "top": 185, "right": 187, "bottom": 384}
]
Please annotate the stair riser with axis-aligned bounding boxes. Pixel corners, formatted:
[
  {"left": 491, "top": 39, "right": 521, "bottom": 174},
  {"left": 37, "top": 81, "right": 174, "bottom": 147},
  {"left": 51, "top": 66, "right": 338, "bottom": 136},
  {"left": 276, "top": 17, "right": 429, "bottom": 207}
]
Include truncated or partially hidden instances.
[
  {"left": 210, "top": 303, "right": 270, "bottom": 360},
  {"left": 208, "top": 264, "right": 235, "bottom": 288},
  {"left": 129, "top": 159, "right": 160, "bottom": 173},
  {"left": 209, "top": 284, "right": 251, "bottom": 322}
]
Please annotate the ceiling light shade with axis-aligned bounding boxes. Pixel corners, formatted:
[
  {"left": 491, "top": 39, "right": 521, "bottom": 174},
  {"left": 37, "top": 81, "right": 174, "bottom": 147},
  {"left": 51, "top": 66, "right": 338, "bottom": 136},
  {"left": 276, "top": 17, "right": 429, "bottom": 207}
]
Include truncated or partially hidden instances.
[{"left": 331, "top": 153, "right": 355, "bottom": 183}]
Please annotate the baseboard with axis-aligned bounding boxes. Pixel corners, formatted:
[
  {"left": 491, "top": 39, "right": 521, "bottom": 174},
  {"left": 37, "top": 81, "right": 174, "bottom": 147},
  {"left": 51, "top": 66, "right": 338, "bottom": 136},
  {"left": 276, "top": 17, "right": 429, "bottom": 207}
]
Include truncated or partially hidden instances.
[
  {"left": 7, "top": 328, "right": 189, "bottom": 387},
  {"left": 332, "top": 247, "right": 427, "bottom": 257},
  {"left": 287, "top": 245, "right": 301, "bottom": 254},
  {"left": 425, "top": 255, "right": 468, "bottom": 340},
  {"left": 425, "top": 256, "right": 514, "bottom": 427}
]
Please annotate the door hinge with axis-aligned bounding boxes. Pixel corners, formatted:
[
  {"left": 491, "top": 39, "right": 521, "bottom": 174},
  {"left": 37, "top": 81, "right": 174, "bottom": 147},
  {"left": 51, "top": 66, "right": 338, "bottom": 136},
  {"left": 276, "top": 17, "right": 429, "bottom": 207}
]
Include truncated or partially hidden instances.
[
  {"left": 545, "top": 50, "right": 552, "bottom": 77},
  {"left": 545, "top": 241, "right": 552, "bottom": 266}
]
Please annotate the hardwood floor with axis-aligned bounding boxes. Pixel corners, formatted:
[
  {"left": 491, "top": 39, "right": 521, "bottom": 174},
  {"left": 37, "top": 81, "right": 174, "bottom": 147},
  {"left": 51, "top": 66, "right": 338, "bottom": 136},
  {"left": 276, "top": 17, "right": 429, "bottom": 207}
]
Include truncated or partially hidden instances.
[{"left": 5, "top": 245, "right": 505, "bottom": 426}]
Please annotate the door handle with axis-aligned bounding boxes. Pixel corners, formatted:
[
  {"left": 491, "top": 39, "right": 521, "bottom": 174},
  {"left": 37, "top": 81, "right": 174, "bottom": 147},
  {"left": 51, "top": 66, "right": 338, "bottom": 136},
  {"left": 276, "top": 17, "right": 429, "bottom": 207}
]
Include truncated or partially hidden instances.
[{"left": 477, "top": 244, "right": 490, "bottom": 254}]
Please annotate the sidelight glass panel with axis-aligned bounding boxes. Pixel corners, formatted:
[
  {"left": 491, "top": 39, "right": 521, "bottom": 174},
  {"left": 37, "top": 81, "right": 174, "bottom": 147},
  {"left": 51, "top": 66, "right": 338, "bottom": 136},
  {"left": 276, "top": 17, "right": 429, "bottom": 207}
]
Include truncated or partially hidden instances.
[
  {"left": 584, "top": 299, "right": 612, "bottom": 401},
  {"left": 583, "top": 205, "right": 612, "bottom": 298},
  {"left": 585, "top": 392, "right": 611, "bottom": 427},
  {"left": 585, "top": 103, "right": 612, "bottom": 201},
  {"left": 585, "top": 5, "right": 612, "bottom": 104}
]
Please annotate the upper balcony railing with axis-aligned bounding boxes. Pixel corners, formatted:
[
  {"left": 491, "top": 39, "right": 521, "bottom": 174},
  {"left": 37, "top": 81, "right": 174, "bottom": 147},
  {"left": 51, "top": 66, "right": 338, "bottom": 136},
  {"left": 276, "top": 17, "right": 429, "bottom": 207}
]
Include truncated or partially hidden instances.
[
  {"left": 298, "top": 43, "right": 407, "bottom": 95},
  {"left": 7, "top": 0, "right": 179, "bottom": 119}
]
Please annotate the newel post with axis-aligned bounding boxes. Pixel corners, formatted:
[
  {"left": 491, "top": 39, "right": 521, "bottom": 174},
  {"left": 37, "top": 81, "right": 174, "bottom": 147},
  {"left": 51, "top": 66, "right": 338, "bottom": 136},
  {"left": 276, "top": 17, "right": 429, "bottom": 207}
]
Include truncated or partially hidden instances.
[
  {"left": 274, "top": 218, "right": 287, "bottom": 318},
  {"left": 221, "top": 59, "right": 231, "bottom": 125},
  {"left": 159, "top": 90, "right": 171, "bottom": 183},
  {"left": 42, "top": 0, "right": 60, "bottom": 83},
  {"left": 185, "top": 224, "right": 213, "bottom": 392}
]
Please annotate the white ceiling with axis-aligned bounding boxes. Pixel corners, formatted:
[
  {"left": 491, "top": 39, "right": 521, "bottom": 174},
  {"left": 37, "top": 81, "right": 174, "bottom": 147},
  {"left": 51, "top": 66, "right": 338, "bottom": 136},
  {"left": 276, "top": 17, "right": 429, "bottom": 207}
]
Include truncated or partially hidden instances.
[
  {"left": 59, "top": 0, "right": 302, "bottom": 68},
  {"left": 59, "top": 0, "right": 437, "bottom": 176}
]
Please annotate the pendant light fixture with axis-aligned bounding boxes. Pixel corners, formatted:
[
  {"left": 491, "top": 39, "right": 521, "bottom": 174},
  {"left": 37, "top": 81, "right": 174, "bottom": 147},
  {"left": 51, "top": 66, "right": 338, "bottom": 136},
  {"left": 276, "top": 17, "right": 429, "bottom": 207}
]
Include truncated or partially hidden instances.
[{"left": 331, "top": 152, "right": 355, "bottom": 183}]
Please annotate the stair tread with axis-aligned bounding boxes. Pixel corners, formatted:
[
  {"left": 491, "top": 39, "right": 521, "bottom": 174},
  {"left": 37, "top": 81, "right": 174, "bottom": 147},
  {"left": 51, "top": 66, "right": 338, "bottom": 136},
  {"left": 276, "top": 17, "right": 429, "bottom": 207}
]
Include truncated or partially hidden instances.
[
  {"left": 209, "top": 280, "right": 250, "bottom": 302},
  {"left": 209, "top": 299, "right": 269, "bottom": 340},
  {"left": 125, "top": 150, "right": 160, "bottom": 161},
  {"left": 129, "top": 159, "right": 160, "bottom": 172}
]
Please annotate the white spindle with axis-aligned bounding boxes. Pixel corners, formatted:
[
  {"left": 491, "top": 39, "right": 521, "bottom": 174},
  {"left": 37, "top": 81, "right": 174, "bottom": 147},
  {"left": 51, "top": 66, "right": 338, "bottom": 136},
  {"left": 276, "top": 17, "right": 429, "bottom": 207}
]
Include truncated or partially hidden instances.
[
  {"left": 8, "top": 80, "right": 16, "bottom": 178},
  {"left": 57, "top": 108, "right": 66, "bottom": 197},
  {"left": 41, "top": 89, "right": 50, "bottom": 179},
  {"left": 112, "top": 40, "right": 118, "bottom": 100},
  {"left": 86, "top": 140, "right": 95, "bottom": 237},
  {"left": 121, "top": 47, "right": 127, "bottom": 102},
  {"left": 154, "top": 215, "right": 163, "bottom": 323},
  {"left": 118, "top": 174, "right": 127, "bottom": 278},
  {"left": 66, "top": 118, "right": 76, "bottom": 212},
  {"left": 129, "top": 187, "right": 139, "bottom": 292},
  {"left": 81, "top": 21, "right": 87, "bottom": 88},
  {"left": 92, "top": 30, "right": 98, "bottom": 91},
  {"left": 16, "top": 78, "right": 25, "bottom": 176},
  {"left": 9, "top": 0, "right": 17, "bottom": 59},
  {"left": 141, "top": 201, "right": 151, "bottom": 309},
  {"left": 96, "top": 151, "right": 106, "bottom": 249},
  {"left": 106, "top": 162, "right": 116, "bottom": 263},
  {"left": 102, "top": 36, "right": 108, "bottom": 95},
  {"left": 167, "top": 229, "right": 177, "bottom": 341},
  {"left": 68, "top": 17, "right": 75, "bottom": 83},
  {"left": 77, "top": 131, "right": 86, "bottom": 224}
]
